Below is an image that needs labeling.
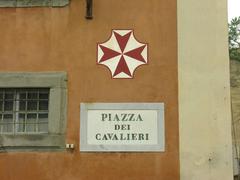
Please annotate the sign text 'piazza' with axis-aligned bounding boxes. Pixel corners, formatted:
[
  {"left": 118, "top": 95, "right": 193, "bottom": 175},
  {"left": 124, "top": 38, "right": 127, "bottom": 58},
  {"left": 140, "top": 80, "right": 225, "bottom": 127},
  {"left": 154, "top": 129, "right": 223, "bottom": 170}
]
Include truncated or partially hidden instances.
[{"left": 80, "top": 103, "right": 165, "bottom": 152}]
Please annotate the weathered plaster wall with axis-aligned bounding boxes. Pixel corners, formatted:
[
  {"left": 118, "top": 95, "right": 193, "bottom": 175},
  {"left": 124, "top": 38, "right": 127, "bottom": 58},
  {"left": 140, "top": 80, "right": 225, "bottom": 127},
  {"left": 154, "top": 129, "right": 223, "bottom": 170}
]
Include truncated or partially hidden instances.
[
  {"left": 230, "top": 59, "right": 240, "bottom": 176},
  {"left": 178, "top": 0, "right": 233, "bottom": 179},
  {"left": 0, "top": 0, "right": 179, "bottom": 180}
]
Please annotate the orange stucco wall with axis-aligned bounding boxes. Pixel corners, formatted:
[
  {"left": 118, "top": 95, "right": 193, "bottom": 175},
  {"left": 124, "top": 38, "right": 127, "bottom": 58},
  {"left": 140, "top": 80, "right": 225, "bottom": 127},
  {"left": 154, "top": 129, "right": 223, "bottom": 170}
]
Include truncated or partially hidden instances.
[{"left": 0, "top": 0, "right": 179, "bottom": 179}]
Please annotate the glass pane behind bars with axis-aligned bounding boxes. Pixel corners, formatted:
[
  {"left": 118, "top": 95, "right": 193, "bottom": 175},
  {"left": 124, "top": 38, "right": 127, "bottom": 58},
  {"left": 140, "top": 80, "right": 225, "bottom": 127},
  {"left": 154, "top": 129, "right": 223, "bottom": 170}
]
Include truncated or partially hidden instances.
[{"left": 0, "top": 88, "right": 49, "bottom": 134}]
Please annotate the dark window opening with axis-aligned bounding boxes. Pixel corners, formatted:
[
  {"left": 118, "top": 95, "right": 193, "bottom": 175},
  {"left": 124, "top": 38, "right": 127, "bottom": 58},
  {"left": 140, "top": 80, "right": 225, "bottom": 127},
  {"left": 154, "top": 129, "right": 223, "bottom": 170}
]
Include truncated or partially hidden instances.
[{"left": 0, "top": 88, "right": 49, "bottom": 134}]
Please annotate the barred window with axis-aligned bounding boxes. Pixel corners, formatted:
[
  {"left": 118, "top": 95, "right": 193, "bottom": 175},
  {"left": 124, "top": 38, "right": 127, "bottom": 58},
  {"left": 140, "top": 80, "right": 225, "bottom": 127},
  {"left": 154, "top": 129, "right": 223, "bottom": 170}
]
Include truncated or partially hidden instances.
[
  {"left": 0, "top": 88, "right": 49, "bottom": 134},
  {"left": 0, "top": 72, "right": 67, "bottom": 151}
]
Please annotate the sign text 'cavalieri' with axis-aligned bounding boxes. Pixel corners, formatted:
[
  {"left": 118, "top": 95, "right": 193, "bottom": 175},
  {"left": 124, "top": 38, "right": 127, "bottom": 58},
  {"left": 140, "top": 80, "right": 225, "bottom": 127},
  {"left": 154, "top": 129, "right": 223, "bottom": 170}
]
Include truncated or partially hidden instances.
[{"left": 80, "top": 103, "right": 165, "bottom": 152}]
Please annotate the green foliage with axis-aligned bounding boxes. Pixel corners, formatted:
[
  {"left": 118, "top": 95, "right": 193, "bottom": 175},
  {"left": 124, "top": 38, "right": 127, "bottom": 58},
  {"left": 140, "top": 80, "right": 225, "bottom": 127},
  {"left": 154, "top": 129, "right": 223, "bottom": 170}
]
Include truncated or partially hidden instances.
[{"left": 229, "top": 17, "right": 240, "bottom": 61}]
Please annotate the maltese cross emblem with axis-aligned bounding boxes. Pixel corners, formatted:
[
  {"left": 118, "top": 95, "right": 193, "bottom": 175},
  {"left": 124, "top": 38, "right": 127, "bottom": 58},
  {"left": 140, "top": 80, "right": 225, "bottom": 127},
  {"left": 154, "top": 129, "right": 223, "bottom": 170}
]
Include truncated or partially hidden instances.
[{"left": 97, "top": 30, "right": 148, "bottom": 79}]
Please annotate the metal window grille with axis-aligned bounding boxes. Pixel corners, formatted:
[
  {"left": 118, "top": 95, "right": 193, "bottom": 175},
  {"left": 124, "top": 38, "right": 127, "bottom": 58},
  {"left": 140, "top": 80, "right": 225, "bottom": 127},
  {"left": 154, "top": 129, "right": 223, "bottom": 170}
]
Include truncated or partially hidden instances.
[{"left": 0, "top": 88, "right": 49, "bottom": 134}]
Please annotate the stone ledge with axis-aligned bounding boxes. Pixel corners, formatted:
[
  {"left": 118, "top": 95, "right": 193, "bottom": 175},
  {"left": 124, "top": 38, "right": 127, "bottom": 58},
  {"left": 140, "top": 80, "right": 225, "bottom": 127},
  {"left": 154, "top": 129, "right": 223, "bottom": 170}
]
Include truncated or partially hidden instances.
[{"left": 0, "top": 0, "right": 69, "bottom": 7}]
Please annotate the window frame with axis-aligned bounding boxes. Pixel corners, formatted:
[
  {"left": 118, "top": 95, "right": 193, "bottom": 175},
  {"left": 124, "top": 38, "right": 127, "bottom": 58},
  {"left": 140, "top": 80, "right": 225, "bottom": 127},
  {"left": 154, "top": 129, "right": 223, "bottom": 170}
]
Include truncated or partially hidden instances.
[
  {"left": 0, "top": 0, "right": 69, "bottom": 7},
  {"left": 0, "top": 72, "right": 67, "bottom": 151}
]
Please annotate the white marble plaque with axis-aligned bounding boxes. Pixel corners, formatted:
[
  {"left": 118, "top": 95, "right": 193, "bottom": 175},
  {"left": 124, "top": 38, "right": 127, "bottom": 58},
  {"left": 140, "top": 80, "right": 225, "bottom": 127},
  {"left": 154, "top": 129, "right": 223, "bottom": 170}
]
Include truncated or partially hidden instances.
[{"left": 80, "top": 103, "right": 165, "bottom": 152}]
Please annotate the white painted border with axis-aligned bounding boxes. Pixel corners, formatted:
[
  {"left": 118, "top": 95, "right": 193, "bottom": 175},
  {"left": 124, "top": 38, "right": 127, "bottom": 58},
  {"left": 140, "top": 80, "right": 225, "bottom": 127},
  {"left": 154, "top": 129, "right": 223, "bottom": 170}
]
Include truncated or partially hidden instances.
[{"left": 178, "top": 0, "right": 234, "bottom": 179}]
